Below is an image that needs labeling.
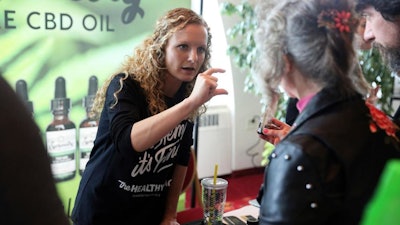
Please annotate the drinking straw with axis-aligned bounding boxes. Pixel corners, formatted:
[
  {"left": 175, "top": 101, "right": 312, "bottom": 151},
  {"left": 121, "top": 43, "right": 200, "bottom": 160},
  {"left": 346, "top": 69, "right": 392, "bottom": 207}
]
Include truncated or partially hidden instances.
[
  {"left": 208, "top": 164, "right": 218, "bottom": 225},
  {"left": 213, "top": 164, "right": 218, "bottom": 185}
]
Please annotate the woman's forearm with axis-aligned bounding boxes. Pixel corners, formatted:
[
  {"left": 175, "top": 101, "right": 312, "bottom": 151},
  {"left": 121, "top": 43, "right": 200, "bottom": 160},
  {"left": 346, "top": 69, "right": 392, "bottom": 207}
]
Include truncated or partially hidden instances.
[
  {"left": 130, "top": 98, "right": 196, "bottom": 152},
  {"left": 161, "top": 165, "right": 187, "bottom": 224}
]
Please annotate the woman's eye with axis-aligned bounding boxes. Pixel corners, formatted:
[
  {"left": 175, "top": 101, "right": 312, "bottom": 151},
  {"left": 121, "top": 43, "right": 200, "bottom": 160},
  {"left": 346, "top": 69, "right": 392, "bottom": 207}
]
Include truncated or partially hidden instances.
[
  {"left": 198, "top": 47, "right": 206, "bottom": 54},
  {"left": 178, "top": 44, "right": 188, "bottom": 50}
]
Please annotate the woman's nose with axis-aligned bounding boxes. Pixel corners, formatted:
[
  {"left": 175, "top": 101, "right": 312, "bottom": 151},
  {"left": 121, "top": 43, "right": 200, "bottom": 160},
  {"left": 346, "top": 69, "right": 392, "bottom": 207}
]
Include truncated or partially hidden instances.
[{"left": 188, "top": 49, "right": 198, "bottom": 62}]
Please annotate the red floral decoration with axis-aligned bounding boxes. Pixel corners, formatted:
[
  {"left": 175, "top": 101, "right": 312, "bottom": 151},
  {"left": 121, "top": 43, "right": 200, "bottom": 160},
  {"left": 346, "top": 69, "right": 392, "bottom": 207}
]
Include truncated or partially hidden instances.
[
  {"left": 317, "top": 9, "right": 354, "bottom": 33},
  {"left": 334, "top": 11, "right": 351, "bottom": 32},
  {"left": 365, "top": 102, "right": 399, "bottom": 141}
]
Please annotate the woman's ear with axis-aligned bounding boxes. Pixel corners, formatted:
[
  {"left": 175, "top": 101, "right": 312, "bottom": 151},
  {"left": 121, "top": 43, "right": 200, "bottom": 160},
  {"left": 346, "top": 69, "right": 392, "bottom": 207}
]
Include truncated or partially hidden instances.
[{"left": 282, "top": 54, "right": 292, "bottom": 76}]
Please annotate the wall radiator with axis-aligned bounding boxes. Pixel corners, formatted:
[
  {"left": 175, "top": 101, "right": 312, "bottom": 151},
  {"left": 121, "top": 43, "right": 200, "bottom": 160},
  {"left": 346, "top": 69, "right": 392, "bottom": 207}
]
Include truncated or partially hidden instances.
[{"left": 196, "top": 105, "right": 232, "bottom": 179}]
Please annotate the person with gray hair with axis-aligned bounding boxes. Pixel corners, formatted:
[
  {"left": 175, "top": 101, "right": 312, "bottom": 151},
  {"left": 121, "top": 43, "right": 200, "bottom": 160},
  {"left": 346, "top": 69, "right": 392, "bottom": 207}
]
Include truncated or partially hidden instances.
[{"left": 253, "top": 0, "right": 400, "bottom": 224}]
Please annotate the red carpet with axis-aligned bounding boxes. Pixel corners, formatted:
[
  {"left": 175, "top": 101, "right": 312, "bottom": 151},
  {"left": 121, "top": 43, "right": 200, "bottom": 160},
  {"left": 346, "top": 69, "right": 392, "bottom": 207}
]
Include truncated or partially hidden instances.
[{"left": 223, "top": 170, "right": 264, "bottom": 212}]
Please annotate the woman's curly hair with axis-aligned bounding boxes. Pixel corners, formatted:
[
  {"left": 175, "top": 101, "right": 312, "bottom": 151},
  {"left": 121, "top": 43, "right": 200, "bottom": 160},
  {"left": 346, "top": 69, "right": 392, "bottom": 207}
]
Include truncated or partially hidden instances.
[{"left": 91, "top": 8, "right": 212, "bottom": 121}]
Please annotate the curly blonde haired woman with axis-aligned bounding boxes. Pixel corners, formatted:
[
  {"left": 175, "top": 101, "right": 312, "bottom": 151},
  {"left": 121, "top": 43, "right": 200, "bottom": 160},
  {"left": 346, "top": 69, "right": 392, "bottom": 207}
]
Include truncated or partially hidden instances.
[{"left": 72, "top": 8, "right": 227, "bottom": 225}]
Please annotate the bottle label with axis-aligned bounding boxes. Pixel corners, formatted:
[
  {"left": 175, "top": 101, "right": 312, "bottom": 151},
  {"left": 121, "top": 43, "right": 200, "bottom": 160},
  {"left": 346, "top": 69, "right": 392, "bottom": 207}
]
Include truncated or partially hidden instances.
[
  {"left": 46, "top": 128, "right": 76, "bottom": 181},
  {"left": 79, "top": 126, "right": 98, "bottom": 171},
  {"left": 46, "top": 129, "right": 76, "bottom": 153}
]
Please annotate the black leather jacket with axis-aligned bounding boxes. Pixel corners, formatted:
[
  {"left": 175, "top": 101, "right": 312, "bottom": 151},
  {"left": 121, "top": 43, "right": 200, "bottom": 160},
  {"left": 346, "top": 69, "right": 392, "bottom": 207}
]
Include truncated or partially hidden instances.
[{"left": 259, "top": 86, "right": 400, "bottom": 225}]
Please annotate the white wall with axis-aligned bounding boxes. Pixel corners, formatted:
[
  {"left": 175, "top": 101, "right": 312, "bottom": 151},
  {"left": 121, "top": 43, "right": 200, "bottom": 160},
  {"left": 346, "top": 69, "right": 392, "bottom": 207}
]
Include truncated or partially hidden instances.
[{"left": 192, "top": 0, "right": 266, "bottom": 173}]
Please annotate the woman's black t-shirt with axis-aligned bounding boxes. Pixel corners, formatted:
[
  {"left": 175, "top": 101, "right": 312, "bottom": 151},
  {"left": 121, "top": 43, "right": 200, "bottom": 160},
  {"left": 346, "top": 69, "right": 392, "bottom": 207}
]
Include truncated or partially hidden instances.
[{"left": 72, "top": 74, "right": 193, "bottom": 225}]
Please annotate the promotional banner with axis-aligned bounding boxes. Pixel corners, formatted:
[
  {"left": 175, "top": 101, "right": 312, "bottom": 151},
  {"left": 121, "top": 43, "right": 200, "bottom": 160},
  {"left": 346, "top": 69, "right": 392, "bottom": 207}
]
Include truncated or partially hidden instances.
[{"left": 1, "top": 0, "right": 190, "bottom": 218}]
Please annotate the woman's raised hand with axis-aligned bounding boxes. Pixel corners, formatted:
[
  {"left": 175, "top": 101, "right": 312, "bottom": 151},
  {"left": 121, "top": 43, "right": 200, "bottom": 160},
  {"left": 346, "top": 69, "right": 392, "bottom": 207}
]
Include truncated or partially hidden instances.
[{"left": 189, "top": 68, "right": 228, "bottom": 107}]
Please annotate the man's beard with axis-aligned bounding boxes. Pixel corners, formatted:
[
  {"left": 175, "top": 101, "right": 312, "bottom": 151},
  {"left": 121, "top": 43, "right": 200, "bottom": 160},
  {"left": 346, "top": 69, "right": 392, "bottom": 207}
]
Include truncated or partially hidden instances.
[{"left": 375, "top": 43, "right": 400, "bottom": 75}]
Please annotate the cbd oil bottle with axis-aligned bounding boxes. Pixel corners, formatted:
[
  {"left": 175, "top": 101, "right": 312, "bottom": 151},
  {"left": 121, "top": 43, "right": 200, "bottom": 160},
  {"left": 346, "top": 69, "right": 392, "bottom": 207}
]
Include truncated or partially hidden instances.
[
  {"left": 79, "top": 75, "right": 99, "bottom": 175},
  {"left": 46, "top": 76, "right": 76, "bottom": 182},
  {"left": 15, "top": 79, "right": 34, "bottom": 116}
]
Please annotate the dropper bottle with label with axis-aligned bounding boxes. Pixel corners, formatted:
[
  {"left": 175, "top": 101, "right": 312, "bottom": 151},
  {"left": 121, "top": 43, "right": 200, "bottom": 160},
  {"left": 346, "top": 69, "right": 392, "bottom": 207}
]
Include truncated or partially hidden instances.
[
  {"left": 46, "top": 76, "right": 76, "bottom": 182},
  {"left": 79, "top": 75, "right": 99, "bottom": 175},
  {"left": 15, "top": 79, "right": 34, "bottom": 116}
]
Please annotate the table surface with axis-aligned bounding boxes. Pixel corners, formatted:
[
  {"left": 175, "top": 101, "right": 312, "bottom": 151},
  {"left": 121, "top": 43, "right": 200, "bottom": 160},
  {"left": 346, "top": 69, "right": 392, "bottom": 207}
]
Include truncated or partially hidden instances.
[
  {"left": 181, "top": 205, "right": 260, "bottom": 225},
  {"left": 224, "top": 205, "right": 259, "bottom": 222}
]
